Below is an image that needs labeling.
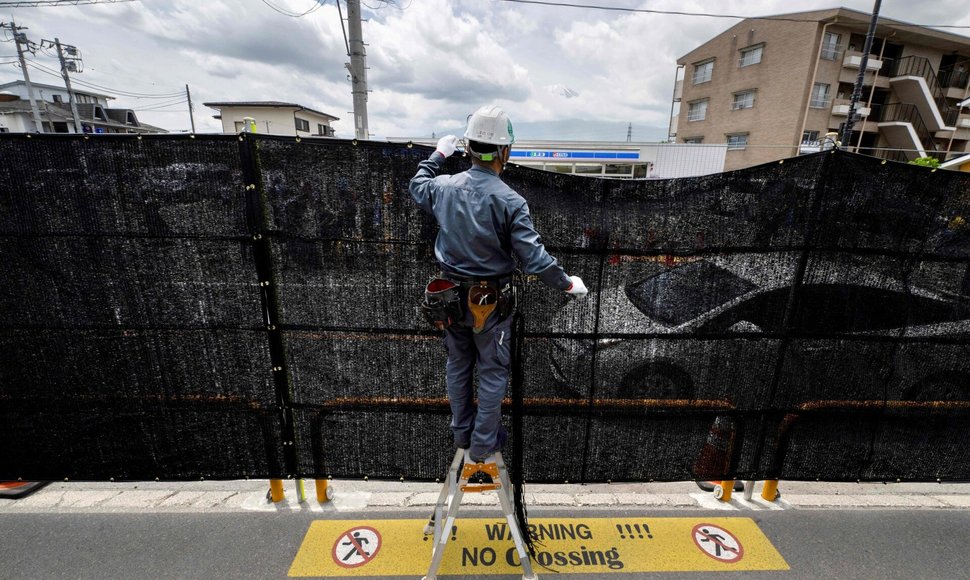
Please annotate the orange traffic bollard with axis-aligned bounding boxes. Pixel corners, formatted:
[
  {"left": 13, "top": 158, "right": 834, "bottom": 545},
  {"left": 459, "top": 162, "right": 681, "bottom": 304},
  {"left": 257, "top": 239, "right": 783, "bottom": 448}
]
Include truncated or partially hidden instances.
[
  {"left": 315, "top": 479, "right": 332, "bottom": 503},
  {"left": 761, "top": 479, "right": 780, "bottom": 501},
  {"left": 269, "top": 479, "right": 285, "bottom": 503},
  {"left": 716, "top": 480, "right": 735, "bottom": 502}
]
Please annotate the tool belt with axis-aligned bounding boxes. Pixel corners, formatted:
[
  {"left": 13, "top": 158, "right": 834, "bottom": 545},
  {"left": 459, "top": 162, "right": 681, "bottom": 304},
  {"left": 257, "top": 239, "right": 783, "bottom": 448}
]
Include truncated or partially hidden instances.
[
  {"left": 422, "top": 273, "right": 518, "bottom": 332},
  {"left": 421, "top": 278, "right": 463, "bottom": 331}
]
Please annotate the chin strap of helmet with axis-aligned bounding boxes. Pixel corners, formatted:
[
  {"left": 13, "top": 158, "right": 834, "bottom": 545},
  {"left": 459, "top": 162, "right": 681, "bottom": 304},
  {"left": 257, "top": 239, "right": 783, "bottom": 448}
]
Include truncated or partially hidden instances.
[{"left": 464, "top": 140, "right": 509, "bottom": 164}]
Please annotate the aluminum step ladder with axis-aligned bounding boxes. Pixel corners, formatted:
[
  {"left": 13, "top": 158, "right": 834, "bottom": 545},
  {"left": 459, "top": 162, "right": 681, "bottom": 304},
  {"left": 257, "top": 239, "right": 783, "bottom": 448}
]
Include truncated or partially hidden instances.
[{"left": 422, "top": 448, "right": 537, "bottom": 580}]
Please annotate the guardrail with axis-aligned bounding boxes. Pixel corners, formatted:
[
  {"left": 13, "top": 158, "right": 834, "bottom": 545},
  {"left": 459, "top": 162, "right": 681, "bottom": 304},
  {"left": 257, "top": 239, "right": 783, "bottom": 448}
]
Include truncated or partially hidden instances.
[
  {"left": 890, "top": 56, "right": 960, "bottom": 127},
  {"left": 877, "top": 102, "right": 946, "bottom": 161}
]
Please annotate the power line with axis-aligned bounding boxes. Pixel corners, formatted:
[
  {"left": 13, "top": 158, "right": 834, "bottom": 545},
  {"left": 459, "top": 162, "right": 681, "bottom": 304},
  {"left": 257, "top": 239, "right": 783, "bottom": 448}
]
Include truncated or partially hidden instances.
[
  {"left": 129, "top": 96, "right": 187, "bottom": 108},
  {"left": 0, "top": 0, "right": 139, "bottom": 7},
  {"left": 362, "top": 0, "right": 404, "bottom": 9},
  {"left": 133, "top": 99, "right": 188, "bottom": 112},
  {"left": 27, "top": 61, "right": 181, "bottom": 97},
  {"left": 26, "top": 60, "right": 183, "bottom": 98},
  {"left": 336, "top": 0, "right": 350, "bottom": 56},
  {"left": 260, "top": 0, "right": 325, "bottom": 18},
  {"left": 489, "top": 0, "right": 970, "bottom": 29}
]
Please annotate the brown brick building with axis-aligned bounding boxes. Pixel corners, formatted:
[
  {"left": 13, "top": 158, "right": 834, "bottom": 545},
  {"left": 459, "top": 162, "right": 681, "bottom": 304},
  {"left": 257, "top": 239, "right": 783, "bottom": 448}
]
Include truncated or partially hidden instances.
[{"left": 672, "top": 7, "right": 970, "bottom": 171}]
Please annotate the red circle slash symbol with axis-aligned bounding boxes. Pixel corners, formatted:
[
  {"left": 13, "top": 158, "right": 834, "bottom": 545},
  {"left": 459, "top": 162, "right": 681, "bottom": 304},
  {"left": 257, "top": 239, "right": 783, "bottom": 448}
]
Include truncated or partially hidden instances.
[
  {"left": 331, "top": 526, "right": 382, "bottom": 569},
  {"left": 691, "top": 523, "right": 744, "bottom": 563}
]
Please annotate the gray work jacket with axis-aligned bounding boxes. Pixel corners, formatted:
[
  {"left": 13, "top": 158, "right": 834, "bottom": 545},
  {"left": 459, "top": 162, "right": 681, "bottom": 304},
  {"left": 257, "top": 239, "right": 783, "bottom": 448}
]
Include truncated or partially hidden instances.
[{"left": 409, "top": 151, "right": 571, "bottom": 290}]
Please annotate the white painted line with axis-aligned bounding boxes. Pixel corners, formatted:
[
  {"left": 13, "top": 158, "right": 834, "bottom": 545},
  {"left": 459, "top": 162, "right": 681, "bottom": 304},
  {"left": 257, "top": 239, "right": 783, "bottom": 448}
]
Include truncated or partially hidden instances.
[{"left": 689, "top": 493, "right": 789, "bottom": 511}]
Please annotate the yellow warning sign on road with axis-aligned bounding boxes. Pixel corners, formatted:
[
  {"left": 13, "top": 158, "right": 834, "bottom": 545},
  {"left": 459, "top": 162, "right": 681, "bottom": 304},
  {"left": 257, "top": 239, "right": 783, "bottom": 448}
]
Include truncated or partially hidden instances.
[{"left": 288, "top": 517, "right": 788, "bottom": 576}]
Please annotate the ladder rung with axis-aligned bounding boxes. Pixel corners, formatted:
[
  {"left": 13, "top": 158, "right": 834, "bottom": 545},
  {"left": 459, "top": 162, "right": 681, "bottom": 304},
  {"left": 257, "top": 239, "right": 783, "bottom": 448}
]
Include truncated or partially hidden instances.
[
  {"left": 460, "top": 483, "right": 501, "bottom": 492},
  {"left": 461, "top": 463, "right": 499, "bottom": 479}
]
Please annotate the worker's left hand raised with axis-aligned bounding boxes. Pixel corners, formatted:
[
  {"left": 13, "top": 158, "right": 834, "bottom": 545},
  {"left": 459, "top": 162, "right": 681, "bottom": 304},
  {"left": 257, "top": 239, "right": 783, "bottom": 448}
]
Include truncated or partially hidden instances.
[
  {"left": 565, "top": 275, "right": 588, "bottom": 298},
  {"left": 436, "top": 135, "right": 459, "bottom": 158}
]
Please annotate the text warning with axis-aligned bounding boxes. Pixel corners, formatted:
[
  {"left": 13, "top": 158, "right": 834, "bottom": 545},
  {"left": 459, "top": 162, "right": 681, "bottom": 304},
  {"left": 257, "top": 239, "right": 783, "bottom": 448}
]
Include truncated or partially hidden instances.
[{"left": 289, "top": 517, "right": 788, "bottom": 576}]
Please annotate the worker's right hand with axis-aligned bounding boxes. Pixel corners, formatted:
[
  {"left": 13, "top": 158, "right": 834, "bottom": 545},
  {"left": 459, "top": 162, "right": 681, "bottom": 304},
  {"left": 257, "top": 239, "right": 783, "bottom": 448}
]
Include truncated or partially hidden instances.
[
  {"left": 436, "top": 135, "right": 459, "bottom": 158},
  {"left": 565, "top": 275, "right": 588, "bottom": 298}
]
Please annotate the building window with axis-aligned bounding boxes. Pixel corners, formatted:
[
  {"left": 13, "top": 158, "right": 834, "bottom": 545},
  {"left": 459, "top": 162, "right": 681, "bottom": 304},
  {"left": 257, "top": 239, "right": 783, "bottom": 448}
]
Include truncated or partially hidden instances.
[
  {"left": 545, "top": 164, "right": 573, "bottom": 174},
  {"left": 731, "top": 90, "right": 756, "bottom": 110},
  {"left": 692, "top": 60, "right": 714, "bottom": 84},
  {"left": 726, "top": 134, "right": 749, "bottom": 150},
  {"left": 53, "top": 94, "right": 63, "bottom": 103},
  {"left": 821, "top": 32, "right": 842, "bottom": 60},
  {"left": 810, "top": 83, "right": 831, "bottom": 108},
  {"left": 801, "top": 130, "right": 820, "bottom": 144},
  {"left": 604, "top": 163, "right": 633, "bottom": 176},
  {"left": 295, "top": 118, "right": 310, "bottom": 132},
  {"left": 683, "top": 136, "right": 703, "bottom": 144},
  {"left": 687, "top": 99, "right": 708, "bottom": 122},
  {"left": 739, "top": 44, "right": 764, "bottom": 67}
]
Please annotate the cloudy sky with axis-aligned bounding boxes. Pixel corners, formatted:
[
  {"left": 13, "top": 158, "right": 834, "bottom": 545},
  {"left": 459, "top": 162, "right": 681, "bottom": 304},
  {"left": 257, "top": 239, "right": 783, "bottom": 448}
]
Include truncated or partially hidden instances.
[{"left": 3, "top": 0, "right": 969, "bottom": 140}]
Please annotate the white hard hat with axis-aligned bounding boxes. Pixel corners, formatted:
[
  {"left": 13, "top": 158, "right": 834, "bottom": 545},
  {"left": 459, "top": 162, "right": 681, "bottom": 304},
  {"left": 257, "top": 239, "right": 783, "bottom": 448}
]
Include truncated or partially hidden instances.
[{"left": 463, "top": 105, "right": 515, "bottom": 146}]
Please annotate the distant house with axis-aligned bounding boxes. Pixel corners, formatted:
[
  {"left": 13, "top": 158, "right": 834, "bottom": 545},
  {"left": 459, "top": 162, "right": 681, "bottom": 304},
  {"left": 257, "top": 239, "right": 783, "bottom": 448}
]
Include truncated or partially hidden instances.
[
  {"left": 204, "top": 101, "right": 338, "bottom": 137},
  {"left": 0, "top": 80, "right": 165, "bottom": 134}
]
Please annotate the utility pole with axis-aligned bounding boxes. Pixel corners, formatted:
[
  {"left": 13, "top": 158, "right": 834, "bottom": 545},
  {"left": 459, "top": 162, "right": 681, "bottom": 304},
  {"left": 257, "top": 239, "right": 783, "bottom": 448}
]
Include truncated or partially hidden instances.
[
  {"left": 53, "top": 38, "right": 83, "bottom": 133},
  {"left": 841, "top": 0, "right": 882, "bottom": 146},
  {"left": 185, "top": 84, "right": 196, "bottom": 133},
  {"left": 626, "top": 122, "right": 632, "bottom": 143},
  {"left": 7, "top": 20, "right": 43, "bottom": 132},
  {"left": 345, "top": 0, "right": 369, "bottom": 140}
]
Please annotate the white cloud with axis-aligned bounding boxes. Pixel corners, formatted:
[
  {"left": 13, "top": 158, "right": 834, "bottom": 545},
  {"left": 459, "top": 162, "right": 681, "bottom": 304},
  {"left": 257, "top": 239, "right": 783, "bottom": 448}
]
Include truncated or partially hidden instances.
[{"left": 2, "top": 0, "right": 968, "bottom": 139}]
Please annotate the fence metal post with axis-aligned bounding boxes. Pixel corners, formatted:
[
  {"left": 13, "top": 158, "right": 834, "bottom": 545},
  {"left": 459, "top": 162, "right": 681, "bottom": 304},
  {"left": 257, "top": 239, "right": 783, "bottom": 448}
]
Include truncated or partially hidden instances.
[{"left": 239, "top": 132, "right": 301, "bottom": 499}]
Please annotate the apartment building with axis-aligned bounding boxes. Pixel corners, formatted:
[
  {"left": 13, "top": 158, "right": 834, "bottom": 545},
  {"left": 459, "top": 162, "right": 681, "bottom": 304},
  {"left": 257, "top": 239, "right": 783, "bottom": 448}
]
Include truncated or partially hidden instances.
[
  {"left": 204, "top": 101, "right": 338, "bottom": 137},
  {"left": 672, "top": 8, "right": 970, "bottom": 171}
]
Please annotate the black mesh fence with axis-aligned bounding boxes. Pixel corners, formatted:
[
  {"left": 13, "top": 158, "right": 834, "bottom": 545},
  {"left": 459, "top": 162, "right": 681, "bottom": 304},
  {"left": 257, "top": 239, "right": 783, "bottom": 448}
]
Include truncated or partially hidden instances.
[{"left": 3, "top": 133, "right": 970, "bottom": 483}]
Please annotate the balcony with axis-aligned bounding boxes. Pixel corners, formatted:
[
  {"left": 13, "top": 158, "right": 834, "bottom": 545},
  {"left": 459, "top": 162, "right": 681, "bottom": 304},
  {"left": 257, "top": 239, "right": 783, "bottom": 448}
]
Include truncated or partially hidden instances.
[
  {"left": 843, "top": 51, "right": 883, "bottom": 71},
  {"left": 831, "top": 100, "right": 871, "bottom": 117},
  {"left": 876, "top": 102, "right": 945, "bottom": 162},
  {"left": 889, "top": 56, "right": 958, "bottom": 132},
  {"left": 938, "top": 67, "right": 970, "bottom": 99}
]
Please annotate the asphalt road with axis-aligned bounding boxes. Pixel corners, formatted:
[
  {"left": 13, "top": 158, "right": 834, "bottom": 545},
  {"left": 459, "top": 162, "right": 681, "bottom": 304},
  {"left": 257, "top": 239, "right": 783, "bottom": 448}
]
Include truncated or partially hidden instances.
[{"left": 2, "top": 509, "right": 969, "bottom": 579}]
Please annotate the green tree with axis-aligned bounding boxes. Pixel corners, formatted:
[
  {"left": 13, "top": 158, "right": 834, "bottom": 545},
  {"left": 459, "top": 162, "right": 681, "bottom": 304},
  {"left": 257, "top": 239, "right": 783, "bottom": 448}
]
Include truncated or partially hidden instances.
[{"left": 908, "top": 156, "right": 941, "bottom": 168}]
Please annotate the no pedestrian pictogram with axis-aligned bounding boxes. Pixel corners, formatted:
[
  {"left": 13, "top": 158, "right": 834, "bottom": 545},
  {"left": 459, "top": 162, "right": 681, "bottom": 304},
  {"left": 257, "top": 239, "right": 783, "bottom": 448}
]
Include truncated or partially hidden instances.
[
  {"left": 691, "top": 523, "right": 743, "bottom": 563},
  {"left": 331, "top": 526, "right": 382, "bottom": 569}
]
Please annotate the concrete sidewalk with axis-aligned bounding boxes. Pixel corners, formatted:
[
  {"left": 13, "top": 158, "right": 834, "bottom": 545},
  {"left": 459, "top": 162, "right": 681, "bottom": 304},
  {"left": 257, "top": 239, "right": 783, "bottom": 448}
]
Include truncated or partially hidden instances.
[{"left": 3, "top": 479, "right": 970, "bottom": 514}]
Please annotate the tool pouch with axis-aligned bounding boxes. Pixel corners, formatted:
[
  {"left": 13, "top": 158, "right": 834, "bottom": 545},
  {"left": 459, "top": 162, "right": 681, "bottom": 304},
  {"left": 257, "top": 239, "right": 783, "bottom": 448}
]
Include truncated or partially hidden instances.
[
  {"left": 422, "top": 278, "right": 463, "bottom": 331},
  {"left": 468, "top": 282, "right": 498, "bottom": 334}
]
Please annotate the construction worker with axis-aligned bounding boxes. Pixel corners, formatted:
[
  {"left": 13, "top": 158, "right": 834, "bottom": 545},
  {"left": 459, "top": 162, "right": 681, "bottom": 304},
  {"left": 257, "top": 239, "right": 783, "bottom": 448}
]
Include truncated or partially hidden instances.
[{"left": 410, "top": 105, "right": 588, "bottom": 464}]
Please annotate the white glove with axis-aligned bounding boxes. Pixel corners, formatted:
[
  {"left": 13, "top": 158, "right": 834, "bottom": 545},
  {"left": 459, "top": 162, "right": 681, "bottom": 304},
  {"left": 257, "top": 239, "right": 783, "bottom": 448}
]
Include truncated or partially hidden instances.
[
  {"left": 436, "top": 135, "right": 458, "bottom": 158},
  {"left": 565, "top": 275, "right": 588, "bottom": 297}
]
